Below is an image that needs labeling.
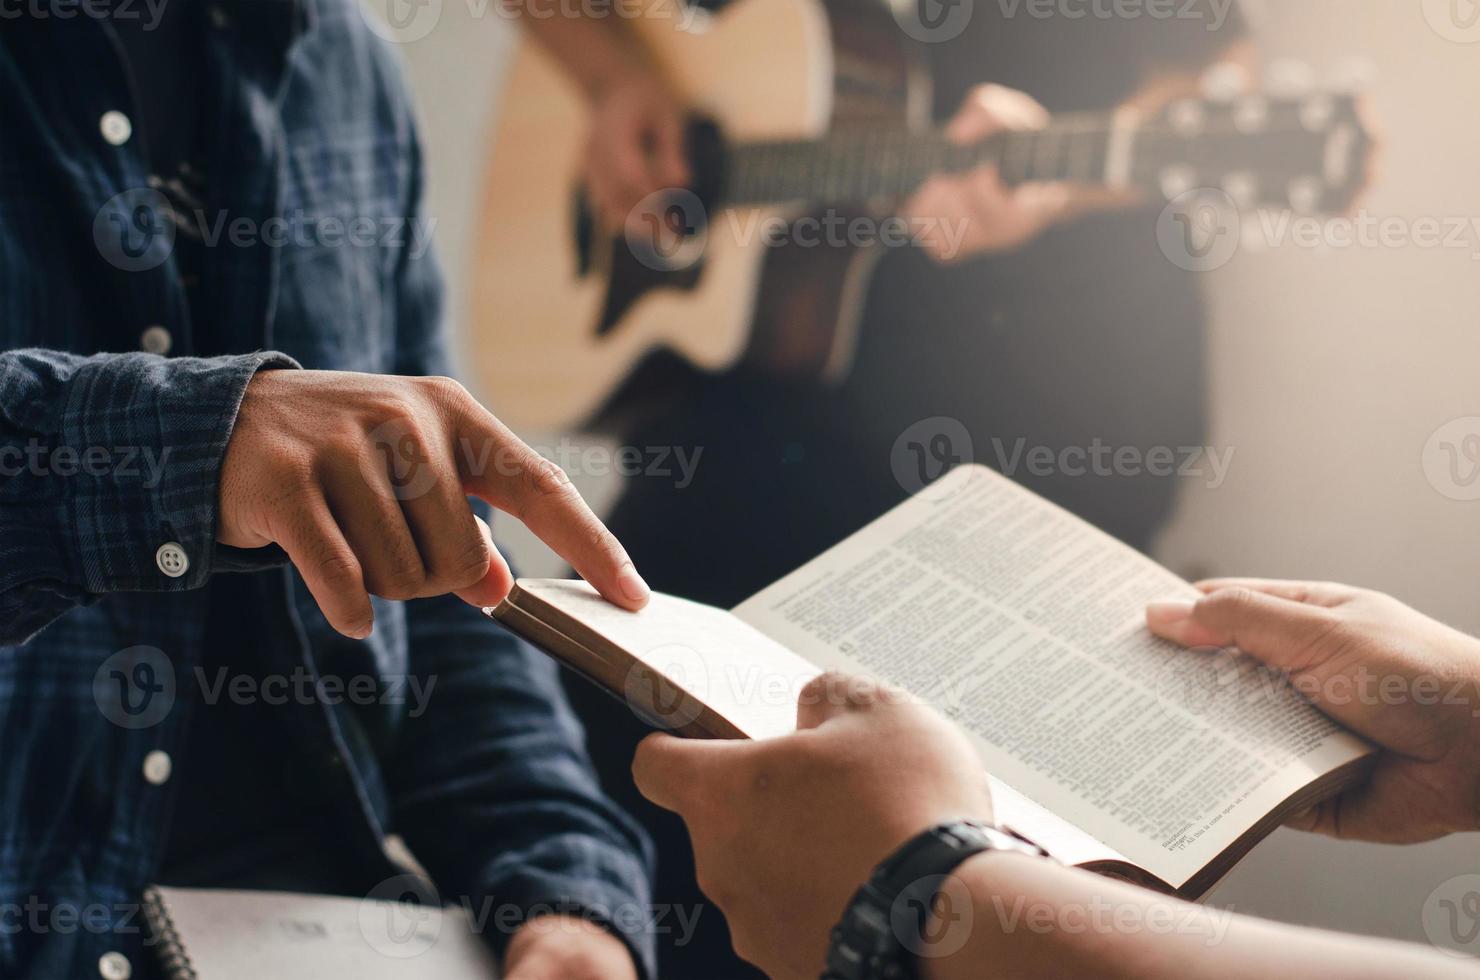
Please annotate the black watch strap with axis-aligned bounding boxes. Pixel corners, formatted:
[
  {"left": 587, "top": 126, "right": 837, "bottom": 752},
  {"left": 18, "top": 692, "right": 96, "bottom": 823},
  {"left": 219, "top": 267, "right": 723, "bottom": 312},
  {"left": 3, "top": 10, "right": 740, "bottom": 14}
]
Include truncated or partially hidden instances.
[{"left": 821, "top": 820, "right": 1053, "bottom": 980}]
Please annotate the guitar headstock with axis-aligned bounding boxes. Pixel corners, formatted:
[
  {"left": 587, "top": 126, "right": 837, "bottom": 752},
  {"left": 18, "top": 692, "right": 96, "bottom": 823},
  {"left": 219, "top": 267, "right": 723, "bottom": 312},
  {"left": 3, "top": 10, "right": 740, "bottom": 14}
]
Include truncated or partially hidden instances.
[{"left": 1135, "top": 87, "right": 1374, "bottom": 216}]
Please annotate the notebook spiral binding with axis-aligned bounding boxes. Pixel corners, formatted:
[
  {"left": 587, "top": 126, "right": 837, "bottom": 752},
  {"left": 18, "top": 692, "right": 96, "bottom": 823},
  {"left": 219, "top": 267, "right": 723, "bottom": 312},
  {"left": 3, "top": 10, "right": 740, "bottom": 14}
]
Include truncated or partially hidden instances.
[{"left": 142, "top": 887, "right": 200, "bottom": 980}]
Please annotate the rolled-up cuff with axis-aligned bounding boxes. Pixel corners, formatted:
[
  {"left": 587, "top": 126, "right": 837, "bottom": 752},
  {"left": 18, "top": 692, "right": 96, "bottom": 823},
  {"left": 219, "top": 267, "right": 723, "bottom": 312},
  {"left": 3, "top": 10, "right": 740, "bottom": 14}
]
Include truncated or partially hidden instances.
[{"left": 61, "top": 350, "right": 300, "bottom": 593}]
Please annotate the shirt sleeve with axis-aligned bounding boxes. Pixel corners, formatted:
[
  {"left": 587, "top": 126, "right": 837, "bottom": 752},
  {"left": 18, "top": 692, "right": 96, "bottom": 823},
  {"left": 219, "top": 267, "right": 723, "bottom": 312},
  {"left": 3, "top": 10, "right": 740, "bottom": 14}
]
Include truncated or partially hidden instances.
[{"left": 0, "top": 348, "right": 300, "bottom": 645}]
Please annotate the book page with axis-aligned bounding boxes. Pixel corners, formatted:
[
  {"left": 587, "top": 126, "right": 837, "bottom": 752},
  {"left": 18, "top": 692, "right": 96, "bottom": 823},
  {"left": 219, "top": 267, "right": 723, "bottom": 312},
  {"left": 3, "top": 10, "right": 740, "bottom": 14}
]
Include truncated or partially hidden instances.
[
  {"left": 733, "top": 466, "right": 1371, "bottom": 886},
  {"left": 513, "top": 580, "right": 1122, "bottom": 868},
  {"left": 515, "top": 579, "right": 822, "bottom": 740}
]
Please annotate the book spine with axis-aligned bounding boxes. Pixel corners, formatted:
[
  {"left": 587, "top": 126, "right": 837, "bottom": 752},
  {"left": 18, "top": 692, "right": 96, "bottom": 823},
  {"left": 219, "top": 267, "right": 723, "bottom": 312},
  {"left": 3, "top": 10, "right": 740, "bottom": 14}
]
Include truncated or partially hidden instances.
[{"left": 142, "top": 887, "right": 199, "bottom": 980}]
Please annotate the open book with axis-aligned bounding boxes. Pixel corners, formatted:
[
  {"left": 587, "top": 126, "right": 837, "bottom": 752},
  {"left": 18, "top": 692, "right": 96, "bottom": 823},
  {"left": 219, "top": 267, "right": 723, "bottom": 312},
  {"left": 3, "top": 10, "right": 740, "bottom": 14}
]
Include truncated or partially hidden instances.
[{"left": 488, "top": 465, "right": 1373, "bottom": 899}]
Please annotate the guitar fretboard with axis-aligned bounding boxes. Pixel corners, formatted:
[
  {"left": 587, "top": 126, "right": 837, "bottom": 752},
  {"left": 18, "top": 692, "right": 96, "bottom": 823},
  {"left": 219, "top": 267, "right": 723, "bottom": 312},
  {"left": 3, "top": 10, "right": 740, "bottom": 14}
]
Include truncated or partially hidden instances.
[{"left": 722, "top": 113, "right": 1124, "bottom": 206}]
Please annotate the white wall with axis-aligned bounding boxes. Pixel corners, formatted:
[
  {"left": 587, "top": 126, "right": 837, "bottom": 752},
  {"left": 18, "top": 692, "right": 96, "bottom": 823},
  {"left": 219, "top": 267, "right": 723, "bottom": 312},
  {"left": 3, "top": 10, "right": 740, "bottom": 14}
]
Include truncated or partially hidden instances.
[
  {"left": 1155, "top": 0, "right": 1480, "bottom": 953},
  {"left": 391, "top": 0, "right": 1480, "bottom": 956}
]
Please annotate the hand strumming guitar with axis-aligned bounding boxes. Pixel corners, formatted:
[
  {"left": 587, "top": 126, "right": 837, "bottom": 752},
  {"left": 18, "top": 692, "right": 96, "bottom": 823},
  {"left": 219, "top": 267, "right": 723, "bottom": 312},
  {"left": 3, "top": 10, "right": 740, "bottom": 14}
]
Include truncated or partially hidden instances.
[
  {"left": 899, "top": 83, "right": 1142, "bottom": 264},
  {"left": 583, "top": 68, "right": 690, "bottom": 233},
  {"left": 513, "top": 4, "right": 688, "bottom": 233}
]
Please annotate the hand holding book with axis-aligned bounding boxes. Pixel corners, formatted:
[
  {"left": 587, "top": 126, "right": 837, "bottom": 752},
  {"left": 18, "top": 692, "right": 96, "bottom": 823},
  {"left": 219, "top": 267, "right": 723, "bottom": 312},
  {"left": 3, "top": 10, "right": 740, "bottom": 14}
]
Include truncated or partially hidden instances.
[
  {"left": 633, "top": 674, "right": 993, "bottom": 980},
  {"left": 633, "top": 661, "right": 1480, "bottom": 980},
  {"left": 493, "top": 465, "right": 1480, "bottom": 978},
  {"left": 1149, "top": 579, "right": 1480, "bottom": 844}
]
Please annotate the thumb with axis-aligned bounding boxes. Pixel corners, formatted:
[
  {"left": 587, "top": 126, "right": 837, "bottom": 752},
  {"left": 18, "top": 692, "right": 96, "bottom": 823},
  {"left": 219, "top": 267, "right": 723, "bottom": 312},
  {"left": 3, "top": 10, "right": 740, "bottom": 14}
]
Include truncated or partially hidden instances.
[
  {"left": 631, "top": 732, "right": 751, "bottom": 814},
  {"left": 796, "top": 671, "right": 911, "bottom": 731},
  {"left": 1146, "top": 587, "right": 1339, "bottom": 672}
]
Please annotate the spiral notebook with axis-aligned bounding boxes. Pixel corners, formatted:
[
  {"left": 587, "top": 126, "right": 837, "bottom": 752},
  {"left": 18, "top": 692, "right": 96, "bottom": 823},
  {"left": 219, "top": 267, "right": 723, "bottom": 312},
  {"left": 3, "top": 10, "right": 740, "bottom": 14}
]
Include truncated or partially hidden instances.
[{"left": 142, "top": 886, "right": 499, "bottom": 979}]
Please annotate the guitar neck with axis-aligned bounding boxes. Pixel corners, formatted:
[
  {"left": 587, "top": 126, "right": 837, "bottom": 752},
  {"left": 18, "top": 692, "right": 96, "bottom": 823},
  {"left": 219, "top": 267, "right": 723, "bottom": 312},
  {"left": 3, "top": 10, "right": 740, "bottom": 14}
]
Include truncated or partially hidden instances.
[{"left": 721, "top": 111, "right": 1134, "bottom": 207}]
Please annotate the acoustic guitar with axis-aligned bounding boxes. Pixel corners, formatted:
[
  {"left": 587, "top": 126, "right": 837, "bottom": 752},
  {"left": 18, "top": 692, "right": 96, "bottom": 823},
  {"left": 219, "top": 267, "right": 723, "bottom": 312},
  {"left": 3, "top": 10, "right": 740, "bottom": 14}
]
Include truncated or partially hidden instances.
[{"left": 469, "top": 0, "right": 1372, "bottom": 433}]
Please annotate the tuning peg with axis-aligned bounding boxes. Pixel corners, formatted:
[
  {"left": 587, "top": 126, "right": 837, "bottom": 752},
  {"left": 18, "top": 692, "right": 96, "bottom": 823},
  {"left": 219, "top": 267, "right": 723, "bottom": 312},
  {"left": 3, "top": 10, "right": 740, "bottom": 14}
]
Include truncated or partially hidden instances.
[
  {"left": 1159, "top": 166, "right": 1198, "bottom": 203},
  {"left": 1233, "top": 95, "right": 1270, "bottom": 134},
  {"left": 1286, "top": 177, "right": 1325, "bottom": 215},
  {"left": 1299, "top": 95, "right": 1336, "bottom": 133},
  {"left": 1222, "top": 172, "right": 1260, "bottom": 210},
  {"left": 1201, "top": 62, "right": 1251, "bottom": 102},
  {"left": 1167, "top": 100, "right": 1206, "bottom": 136},
  {"left": 1266, "top": 59, "right": 1317, "bottom": 99}
]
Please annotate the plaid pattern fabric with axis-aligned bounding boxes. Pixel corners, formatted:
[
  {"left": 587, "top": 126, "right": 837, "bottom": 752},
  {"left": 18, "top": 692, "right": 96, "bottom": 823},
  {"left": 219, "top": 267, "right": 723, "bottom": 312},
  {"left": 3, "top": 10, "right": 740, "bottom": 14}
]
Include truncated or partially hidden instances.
[{"left": 0, "top": 4, "right": 656, "bottom": 978}]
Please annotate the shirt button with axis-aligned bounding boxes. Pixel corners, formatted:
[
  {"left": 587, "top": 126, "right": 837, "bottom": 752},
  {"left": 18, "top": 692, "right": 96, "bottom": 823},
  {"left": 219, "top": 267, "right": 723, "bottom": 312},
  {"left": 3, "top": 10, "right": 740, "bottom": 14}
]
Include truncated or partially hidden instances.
[
  {"left": 99, "top": 110, "right": 132, "bottom": 146},
  {"left": 155, "top": 542, "right": 189, "bottom": 578},
  {"left": 140, "top": 325, "right": 173, "bottom": 355},
  {"left": 98, "top": 951, "right": 132, "bottom": 980},
  {"left": 142, "top": 750, "right": 172, "bottom": 786}
]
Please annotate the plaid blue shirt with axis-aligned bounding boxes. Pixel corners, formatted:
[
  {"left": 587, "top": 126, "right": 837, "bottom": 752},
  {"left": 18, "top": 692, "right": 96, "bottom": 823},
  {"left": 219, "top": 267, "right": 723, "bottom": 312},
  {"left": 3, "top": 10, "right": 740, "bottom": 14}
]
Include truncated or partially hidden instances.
[{"left": 0, "top": 3, "right": 656, "bottom": 977}]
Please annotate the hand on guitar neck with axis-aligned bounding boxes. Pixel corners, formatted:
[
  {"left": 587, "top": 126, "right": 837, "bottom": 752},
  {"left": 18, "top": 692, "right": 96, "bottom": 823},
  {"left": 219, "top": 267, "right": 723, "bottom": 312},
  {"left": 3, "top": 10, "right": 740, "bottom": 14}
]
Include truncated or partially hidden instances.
[
  {"left": 899, "top": 83, "right": 1144, "bottom": 264},
  {"left": 899, "top": 49, "right": 1376, "bottom": 264}
]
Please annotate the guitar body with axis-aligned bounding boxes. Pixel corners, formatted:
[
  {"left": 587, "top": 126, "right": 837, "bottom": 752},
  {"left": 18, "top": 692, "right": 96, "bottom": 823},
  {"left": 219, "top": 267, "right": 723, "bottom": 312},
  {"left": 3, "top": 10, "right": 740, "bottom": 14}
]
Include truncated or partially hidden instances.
[
  {"left": 468, "top": 0, "right": 918, "bottom": 432},
  {"left": 470, "top": 0, "right": 1370, "bottom": 432}
]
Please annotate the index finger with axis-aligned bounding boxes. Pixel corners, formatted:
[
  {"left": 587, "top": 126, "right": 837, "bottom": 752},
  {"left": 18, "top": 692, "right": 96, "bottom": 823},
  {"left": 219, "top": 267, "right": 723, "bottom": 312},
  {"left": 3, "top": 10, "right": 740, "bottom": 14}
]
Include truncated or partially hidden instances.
[{"left": 454, "top": 403, "right": 650, "bottom": 610}]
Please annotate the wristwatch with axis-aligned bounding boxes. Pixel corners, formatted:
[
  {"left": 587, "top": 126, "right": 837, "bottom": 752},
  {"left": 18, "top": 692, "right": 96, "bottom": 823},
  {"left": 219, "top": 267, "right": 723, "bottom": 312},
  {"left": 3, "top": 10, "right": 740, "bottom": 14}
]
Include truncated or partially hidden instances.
[{"left": 820, "top": 820, "right": 1054, "bottom": 980}]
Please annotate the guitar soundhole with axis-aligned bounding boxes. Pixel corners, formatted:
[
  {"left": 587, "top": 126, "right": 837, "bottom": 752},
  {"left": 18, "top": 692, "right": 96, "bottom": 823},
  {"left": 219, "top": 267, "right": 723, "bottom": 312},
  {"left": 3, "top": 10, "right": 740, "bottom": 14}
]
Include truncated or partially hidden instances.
[{"left": 583, "top": 118, "right": 728, "bottom": 338}]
